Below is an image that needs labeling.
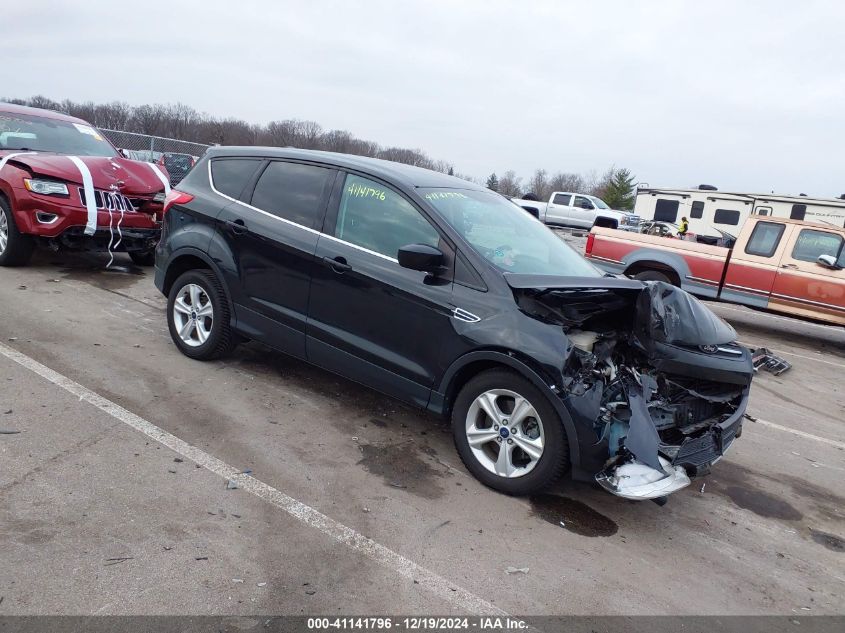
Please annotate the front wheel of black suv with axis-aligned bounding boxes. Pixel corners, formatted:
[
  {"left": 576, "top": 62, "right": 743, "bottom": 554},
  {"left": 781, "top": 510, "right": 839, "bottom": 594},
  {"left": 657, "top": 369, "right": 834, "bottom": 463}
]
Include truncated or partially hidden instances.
[
  {"left": 452, "top": 369, "right": 569, "bottom": 495},
  {"left": 167, "top": 270, "right": 236, "bottom": 360}
]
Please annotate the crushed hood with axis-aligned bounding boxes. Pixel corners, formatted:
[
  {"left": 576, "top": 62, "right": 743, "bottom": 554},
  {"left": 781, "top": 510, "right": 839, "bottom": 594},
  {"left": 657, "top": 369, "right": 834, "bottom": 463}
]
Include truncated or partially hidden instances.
[
  {"left": 504, "top": 273, "right": 642, "bottom": 292},
  {"left": 1, "top": 151, "right": 167, "bottom": 195},
  {"left": 509, "top": 274, "right": 736, "bottom": 347},
  {"left": 633, "top": 281, "right": 736, "bottom": 347}
]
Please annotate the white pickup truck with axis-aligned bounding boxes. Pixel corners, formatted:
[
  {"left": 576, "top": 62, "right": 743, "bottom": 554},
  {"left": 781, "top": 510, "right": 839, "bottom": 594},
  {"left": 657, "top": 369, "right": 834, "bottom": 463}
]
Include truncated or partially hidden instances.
[{"left": 512, "top": 191, "right": 640, "bottom": 231}]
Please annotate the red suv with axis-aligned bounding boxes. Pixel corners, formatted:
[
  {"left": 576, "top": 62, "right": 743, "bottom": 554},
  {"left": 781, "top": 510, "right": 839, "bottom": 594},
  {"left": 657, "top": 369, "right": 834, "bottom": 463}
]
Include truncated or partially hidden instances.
[{"left": 0, "top": 103, "right": 170, "bottom": 266}]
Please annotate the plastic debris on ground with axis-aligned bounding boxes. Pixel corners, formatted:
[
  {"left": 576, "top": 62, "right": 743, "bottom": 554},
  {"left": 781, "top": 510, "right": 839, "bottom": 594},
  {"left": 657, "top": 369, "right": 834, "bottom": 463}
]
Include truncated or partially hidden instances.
[
  {"left": 751, "top": 347, "right": 792, "bottom": 375},
  {"left": 505, "top": 567, "right": 530, "bottom": 575}
]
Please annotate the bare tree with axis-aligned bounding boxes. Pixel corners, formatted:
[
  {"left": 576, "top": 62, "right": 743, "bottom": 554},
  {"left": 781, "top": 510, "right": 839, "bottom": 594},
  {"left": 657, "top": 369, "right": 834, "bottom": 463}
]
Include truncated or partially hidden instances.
[
  {"left": 497, "top": 170, "right": 522, "bottom": 198},
  {"left": 527, "top": 169, "right": 551, "bottom": 200},
  {"left": 548, "top": 171, "right": 586, "bottom": 193},
  {"left": 321, "top": 129, "right": 354, "bottom": 153}
]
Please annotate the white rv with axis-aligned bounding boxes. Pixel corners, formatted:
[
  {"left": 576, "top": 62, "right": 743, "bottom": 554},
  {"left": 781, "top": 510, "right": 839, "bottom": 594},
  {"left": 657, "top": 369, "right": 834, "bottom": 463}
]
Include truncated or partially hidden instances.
[{"left": 634, "top": 186, "right": 845, "bottom": 234}]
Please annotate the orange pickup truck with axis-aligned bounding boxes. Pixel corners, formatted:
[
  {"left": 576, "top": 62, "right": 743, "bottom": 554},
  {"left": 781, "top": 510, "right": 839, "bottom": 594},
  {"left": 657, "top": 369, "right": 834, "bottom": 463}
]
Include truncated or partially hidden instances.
[{"left": 585, "top": 216, "right": 845, "bottom": 325}]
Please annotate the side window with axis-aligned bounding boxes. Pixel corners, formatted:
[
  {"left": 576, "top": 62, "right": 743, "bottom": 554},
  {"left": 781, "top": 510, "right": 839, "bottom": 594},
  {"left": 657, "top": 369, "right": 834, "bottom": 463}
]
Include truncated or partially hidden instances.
[
  {"left": 335, "top": 174, "right": 439, "bottom": 259},
  {"left": 574, "top": 195, "right": 593, "bottom": 209},
  {"left": 552, "top": 193, "right": 571, "bottom": 205},
  {"left": 791, "top": 229, "right": 844, "bottom": 263},
  {"left": 714, "top": 209, "right": 740, "bottom": 225},
  {"left": 690, "top": 200, "right": 704, "bottom": 219},
  {"left": 210, "top": 158, "right": 262, "bottom": 199},
  {"left": 790, "top": 204, "right": 807, "bottom": 221},
  {"left": 250, "top": 161, "right": 334, "bottom": 228},
  {"left": 744, "top": 221, "right": 785, "bottom": 258},
  {"left": 654, "top": 199, "right": 679, "bottom": 222},
  {"left": 755, "top": 206, "right": 772, "bottom": 217}
]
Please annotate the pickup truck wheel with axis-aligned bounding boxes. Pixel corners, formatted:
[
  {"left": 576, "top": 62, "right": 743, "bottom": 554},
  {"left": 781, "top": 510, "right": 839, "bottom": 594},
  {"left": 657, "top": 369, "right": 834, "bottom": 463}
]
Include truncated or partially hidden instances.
[
  {"left": 633, "top": 270, "right": 672, "bottom": 284},
  {"left": 452, "top": 369, "right": 569, "bottom": 496},
  {"left": 0, "top": 198, "right": 35, "bottom": 267},
  {"left": 167, "top": 270, "right": 236, "bottom": 360}
]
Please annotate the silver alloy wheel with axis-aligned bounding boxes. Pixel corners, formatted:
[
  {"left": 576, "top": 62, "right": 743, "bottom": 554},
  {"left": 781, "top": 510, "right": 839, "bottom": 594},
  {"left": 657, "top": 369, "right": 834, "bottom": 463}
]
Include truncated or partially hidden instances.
[
  {"left": 465, "top": 388, "right": 545, "bottom": 478},
  {"left": 0, "top": 210, "right": 8, "bottom": 255},
  {"left": 172, "top": 283, "right": 214, "bottom": 347}
]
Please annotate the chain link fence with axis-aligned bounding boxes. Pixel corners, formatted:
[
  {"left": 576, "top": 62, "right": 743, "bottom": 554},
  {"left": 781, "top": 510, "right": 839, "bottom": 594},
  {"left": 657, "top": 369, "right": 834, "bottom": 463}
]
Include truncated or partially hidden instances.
[
  {"left": 100, "top": 129, "right": 210, "bottom": 160},
  {"left": 100, "top": 129, "right": 211, "bottom": 185}
]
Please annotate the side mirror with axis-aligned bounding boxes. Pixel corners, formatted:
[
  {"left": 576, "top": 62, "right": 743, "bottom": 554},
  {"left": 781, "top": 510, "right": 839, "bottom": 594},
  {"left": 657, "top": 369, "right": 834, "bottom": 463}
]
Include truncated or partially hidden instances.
[
  {"left": 118, "top": 148, "right": 130, "bottom": 158},
  {"left": 817, "top": 254, "right": 841, "bottom": 269},
  {"left": 398, "top": 243, "right": 444, "bottom": 273}
]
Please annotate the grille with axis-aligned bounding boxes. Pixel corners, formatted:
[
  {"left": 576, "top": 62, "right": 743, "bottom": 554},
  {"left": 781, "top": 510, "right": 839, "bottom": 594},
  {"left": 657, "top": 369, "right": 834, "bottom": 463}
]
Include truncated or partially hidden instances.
[{"left": 78, "top": 187, "right": 136, "bottom": 212}]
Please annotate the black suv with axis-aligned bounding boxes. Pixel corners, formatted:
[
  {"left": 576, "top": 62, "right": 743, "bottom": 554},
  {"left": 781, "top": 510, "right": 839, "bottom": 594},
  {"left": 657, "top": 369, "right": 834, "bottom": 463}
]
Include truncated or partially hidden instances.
[{"left": 155, "top": 147, "right": 753, "bottom": 500}]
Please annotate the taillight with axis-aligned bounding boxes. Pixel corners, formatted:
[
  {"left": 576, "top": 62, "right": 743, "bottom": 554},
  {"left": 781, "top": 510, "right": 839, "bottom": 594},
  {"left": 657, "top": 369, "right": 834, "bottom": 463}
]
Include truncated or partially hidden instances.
[
  {"left": 586, "top": 232, "right": 595, "bottom": 255},
  {"left": 162, "top": 190, "right": 194, "bottom": 215}
]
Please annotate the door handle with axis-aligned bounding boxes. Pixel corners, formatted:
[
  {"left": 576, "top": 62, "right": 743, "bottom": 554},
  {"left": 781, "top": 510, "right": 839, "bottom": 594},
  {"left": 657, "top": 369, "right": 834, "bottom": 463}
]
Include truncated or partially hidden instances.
[
  {"left": 225, "top": 219, "right": 248, "bottom": 236},
  {"left": 324, "top": 256, "right": 352, "bottom": 273},
  {"left": 781, "top": 263, "right": 798, "bottom": 269}
]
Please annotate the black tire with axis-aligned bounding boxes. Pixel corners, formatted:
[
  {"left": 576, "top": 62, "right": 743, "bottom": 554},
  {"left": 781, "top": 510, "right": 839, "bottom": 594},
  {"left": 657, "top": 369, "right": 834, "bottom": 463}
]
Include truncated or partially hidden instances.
[
  {"left": 452, "top": 369, "right": 569, "bottom": 496},
  {"left": 166, "top": 269, "right": 236, "bottom": 360},
  {"left": 633, "top": 270, "right": 672, "bottom": 284},
  {"left": 0, "top": 197, "right": 35, "bottom": 267},
  {"left": 129, "top": 249, "right": 156, "bottom": 266}
]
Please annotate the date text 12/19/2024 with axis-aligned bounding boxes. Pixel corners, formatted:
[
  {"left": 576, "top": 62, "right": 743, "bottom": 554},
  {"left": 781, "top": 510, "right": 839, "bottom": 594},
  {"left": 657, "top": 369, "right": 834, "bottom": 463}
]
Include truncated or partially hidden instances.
[{"left": 306, "top": 617, "right": 529, "bottom": 631}]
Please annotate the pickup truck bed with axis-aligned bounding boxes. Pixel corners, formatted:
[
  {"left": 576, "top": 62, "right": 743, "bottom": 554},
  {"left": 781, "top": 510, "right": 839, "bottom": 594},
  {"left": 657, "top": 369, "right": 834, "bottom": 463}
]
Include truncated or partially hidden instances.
[{"left": 585, "top": 217, "right": 845, "bottom": 326}]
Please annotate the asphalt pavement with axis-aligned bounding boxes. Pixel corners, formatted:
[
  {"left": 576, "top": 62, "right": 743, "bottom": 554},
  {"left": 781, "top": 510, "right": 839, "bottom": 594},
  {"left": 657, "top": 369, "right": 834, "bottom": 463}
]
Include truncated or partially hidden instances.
[{"left": 0, "top": 249, "right": 843, "bottom": 616}]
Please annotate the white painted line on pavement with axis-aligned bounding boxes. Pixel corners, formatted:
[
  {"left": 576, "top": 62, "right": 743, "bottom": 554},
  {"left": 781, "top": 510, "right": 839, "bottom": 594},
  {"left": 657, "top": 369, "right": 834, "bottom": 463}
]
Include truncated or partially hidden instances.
[
  {"left": 748, "top": 415, "right": 845, "bottom": 450},
  {"left": 0, "top": 341, "right": 507, "bottom": 616}
]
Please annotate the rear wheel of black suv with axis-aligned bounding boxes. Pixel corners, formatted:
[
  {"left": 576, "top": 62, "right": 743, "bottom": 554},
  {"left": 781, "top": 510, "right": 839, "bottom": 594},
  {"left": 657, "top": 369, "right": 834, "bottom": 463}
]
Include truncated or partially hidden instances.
[
  {"left": 167, "top": 270, "right": 236, "bottom": 360},
  {"left": 452, "top": 369, "right": 569, "bottom": 495},
  {"left": 0, "top": 197, "right": 35, "bottom": 267}
]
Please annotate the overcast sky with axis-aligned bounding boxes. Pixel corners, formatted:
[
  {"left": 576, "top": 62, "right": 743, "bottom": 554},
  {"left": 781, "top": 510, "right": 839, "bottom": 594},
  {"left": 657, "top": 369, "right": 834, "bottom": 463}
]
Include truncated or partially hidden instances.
[{"left": 5, "top": 0, "right": 843, "bottom": 196}]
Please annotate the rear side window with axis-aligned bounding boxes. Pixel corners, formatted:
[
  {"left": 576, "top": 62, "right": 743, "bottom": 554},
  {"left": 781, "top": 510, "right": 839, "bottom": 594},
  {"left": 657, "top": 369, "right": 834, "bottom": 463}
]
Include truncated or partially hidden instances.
[
  {"left": 791, "top": 229, "right": 843, "bottom": 263},
  {"left": 714, "top": 209, "right": 740, "bottom": 225},
  {"left": 654, "top": 199, "right": 679, "bottom": 222},
  {"left": 552, "top": 193, "right": 571, "bottom": 205},
  {"left": 335, "top": 174, "right": 439, "bottom": 259},
  {"left": 211, "top": 159, "right": 262, "bottom": 199},
  {"left": 690, "top": 200, "right": 704, "bottom": 219},
  {"left": 790, "top": 204, "right": 807, "bottom": 221},
  {"left": 251, "top": 161, "right": 334, "bottom": 228},
  {"left": 744, "top": 221, "right": 785, "bottom": 258}
]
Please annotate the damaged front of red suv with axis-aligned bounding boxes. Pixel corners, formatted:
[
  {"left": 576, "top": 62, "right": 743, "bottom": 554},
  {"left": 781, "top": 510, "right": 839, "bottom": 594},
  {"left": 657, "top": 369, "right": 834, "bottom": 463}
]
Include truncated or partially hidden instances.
[{"left": 0, "top": 104, "right": 169, "bottom": 262}]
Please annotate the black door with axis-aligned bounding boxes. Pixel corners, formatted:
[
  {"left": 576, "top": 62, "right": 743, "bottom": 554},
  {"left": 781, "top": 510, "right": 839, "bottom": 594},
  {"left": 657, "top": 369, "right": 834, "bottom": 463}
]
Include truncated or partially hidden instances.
[
  {"left": 306, "top": 172, "right": 455, "bottom": 407},
  {"left": 214, "top": 159, "right": 337, "bottom": 358}
]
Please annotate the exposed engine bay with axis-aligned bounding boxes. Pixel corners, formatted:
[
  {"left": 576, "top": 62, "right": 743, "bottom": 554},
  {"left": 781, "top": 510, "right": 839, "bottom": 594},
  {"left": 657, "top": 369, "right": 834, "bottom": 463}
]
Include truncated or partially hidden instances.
[{"left": 511, "top": 277, "right": 753, "bottom": 500}]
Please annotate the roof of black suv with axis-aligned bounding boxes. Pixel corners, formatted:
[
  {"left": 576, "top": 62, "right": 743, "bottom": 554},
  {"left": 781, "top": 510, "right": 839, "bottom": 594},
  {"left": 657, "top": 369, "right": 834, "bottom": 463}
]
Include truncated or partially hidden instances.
[{"left": 205, "top": 146, "right": 485, "bottom": 191}]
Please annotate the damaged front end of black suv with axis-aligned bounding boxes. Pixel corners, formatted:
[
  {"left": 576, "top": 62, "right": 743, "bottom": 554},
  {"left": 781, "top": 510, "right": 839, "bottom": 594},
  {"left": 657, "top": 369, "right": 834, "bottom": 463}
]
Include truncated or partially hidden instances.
[{"left": 509, "top": 276, "right": 753, "bottom": 500}]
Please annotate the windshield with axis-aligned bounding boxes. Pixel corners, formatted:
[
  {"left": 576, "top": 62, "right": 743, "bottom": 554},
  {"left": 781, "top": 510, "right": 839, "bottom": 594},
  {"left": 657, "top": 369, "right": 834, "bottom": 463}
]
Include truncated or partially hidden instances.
[
  {"left": 421, "top": 188, "right": 602, "bottom": 277},
  {"left": 0, "top": 112, "right": 117, "bottom": 157},
  {"left": 591, "top": 196, "right": 610, "bottom": 209}
]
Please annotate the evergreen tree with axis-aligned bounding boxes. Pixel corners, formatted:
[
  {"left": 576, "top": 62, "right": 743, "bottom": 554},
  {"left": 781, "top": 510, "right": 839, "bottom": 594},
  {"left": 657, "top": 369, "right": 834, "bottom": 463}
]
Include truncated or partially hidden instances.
[
  {"left": 602, "top": 168, "right": 636, "bottom": 210},
  {"left": 486, "top": 172, "right": 499, "bottom": 191},
  {"left": 448, "top": 166, "right": 454, "bottom": 176}
]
